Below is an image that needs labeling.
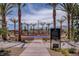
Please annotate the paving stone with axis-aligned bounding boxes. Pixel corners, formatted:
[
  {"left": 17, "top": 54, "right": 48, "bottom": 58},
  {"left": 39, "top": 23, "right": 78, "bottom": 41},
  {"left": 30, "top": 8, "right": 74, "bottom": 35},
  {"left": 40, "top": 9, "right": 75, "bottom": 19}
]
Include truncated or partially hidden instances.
[{"left": 20, "top": 39, "right": 50, "bottom": 56}]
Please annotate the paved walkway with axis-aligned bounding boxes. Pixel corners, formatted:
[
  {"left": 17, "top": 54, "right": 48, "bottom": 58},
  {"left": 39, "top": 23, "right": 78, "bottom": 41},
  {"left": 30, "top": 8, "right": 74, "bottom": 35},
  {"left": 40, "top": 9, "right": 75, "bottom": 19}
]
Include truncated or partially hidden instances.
[{"left": 20, "top": 39, "right": 50, "bottom": 56}]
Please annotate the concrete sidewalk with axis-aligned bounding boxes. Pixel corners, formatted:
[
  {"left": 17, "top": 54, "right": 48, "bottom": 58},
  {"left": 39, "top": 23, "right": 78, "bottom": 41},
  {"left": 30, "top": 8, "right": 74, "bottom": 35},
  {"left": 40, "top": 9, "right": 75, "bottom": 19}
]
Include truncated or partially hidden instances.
[{"left": 20, "top": 39, "right": 50, "bottom": 56}]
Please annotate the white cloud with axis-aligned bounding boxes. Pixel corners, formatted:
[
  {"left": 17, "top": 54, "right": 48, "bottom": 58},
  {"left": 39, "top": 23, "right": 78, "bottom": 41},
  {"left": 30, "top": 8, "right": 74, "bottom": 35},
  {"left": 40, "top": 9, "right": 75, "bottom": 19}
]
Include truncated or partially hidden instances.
[
  {"left": 22, "top": 9, "right": 67, "bottom": 25},
  {"left": 7, "top": 8, "right": 68, "bottom": 29}
]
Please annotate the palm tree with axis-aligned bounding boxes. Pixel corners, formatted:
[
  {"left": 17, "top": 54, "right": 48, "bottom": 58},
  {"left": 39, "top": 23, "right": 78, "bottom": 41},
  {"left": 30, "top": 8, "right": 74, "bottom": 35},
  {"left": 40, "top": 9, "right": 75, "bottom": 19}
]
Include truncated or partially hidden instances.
[
  {"left": 26, "top": 24, "right": 30, "bottom": 35},
  {"left": 40, "top": 22, "right": 45, "bottom": 34},
  {"left": 23, "top": 22, "right": 26, "bottom": 31},
  {"left": 46, "top": 23, "right": 51, "bottom": 30},
  {"left": 30, "top": 23, "right": 33, "bottom": 30},
  {"left": 60, "top": 3, "right": 76, "bottom": 39},
  {"left": 17, "top": 3, "right": 21, "bottom": 41},
  {"left": 71, "top": 4, "right": 79, "bottom": 39},
  {"left": 49, "top": 3, "right": 58, "bottom": 29},
  {"left": 0, "top": 19, "right": 2, "bottom": 29},
  {"left": 57, "top": 16, "right": 66, "bottom": 34},
  {"left": 16, "top": 3, "right": 26, "bottom": 41},
  {"left": 29, "top": 23, "right": 33, "bottom": 35},
  {"left": 32, "top": 23, "right": 36, "bottom": 34},
  {"left": 40, "top": 22, "right": 45, "bottom": 30},
  {"left": 0, "top": 3, "right": 14, "bottom": 40},
  {"left": 10, "top": 18, "right": 18, "bottom": 35},
  {"left": 46, "top": 23, "right": 51, "bottom": 34}
]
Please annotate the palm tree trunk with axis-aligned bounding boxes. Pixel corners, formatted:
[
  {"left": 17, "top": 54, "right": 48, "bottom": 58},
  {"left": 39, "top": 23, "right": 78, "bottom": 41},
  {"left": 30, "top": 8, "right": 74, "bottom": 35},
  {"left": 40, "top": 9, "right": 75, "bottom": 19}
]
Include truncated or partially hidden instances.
[
  {"left": 53, "top": 6, "right": 56, "bottom": 29},
  {"left": 42, "top": 26, "right": 43, "bottom": 30},
  {"left": 34, "top": 26, "right": 35, "bottom": 35},
  {"left": 48, "top": 25, "right": 50, "bottom": 34},
  {"left": 60, "top": 22, "right": 62, "bottom": 34},
  {"left": 33, "top": 26, "right": 34, "bottom": 35},
  {"left": 42, "top": 25, "right": 44, "bottom": 34},
  {"left": 67, "top": 13, "right": 71, "bottom": 39},
  {"left": 60, "top": 21, "right": 62, "bottom": 49},
  {"left": 2, "top": 14, "right": 7, "bottom": 41},
  {"left": 18, "top": 4, "right": 21, "bottom": 41},
  {"left": 14, "top": 22, "right": 16, "bottom": 35},
  {"left": 71, "top": 15, "right": 73, "bottom": 39},
  {"left": 27, "top": 25, "right": 29, "bottom": 35}
]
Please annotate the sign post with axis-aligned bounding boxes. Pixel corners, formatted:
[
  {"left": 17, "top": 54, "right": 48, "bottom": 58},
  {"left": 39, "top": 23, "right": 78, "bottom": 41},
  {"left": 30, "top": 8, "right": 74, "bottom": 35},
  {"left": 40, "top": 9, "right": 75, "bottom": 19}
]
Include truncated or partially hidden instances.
[{"left": 50, "top": 28, "right": 61, "bottom": 49}]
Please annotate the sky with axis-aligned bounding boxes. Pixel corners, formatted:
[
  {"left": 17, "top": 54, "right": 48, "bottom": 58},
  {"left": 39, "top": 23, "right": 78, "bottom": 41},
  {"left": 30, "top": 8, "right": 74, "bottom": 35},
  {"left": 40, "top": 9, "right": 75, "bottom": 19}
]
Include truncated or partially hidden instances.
[{"left": 4, "top": 3, "right": 67, "bottom": 30}]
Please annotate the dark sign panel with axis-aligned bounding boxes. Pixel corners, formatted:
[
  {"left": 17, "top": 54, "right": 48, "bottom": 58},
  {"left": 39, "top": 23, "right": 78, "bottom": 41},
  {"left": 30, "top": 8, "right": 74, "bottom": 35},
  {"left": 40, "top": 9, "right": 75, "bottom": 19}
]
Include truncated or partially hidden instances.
[
  {"left": 50, "top": 28, "right": 60, "bottom": 40},
  {"left": 53, "top": 44, "right": 59, "bottom": 48}
]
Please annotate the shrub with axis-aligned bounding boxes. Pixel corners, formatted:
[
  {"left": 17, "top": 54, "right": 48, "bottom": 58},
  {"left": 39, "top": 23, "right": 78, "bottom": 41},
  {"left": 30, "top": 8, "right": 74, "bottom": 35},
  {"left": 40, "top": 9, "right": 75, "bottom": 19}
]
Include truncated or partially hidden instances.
[
  {"left": 43, "top": 38, "right": 48, "bottom": 42},
  {"left": 61, "top": 49, "right": 70, "bottom": 56},
  {"left": 0, "top": 28, "right": 8, "bottom": 35},
  {"left": 68, "top": 48, "right": 76, "bottom": 54},
  {"left": 52, "top": 48, "right": 70, "bottom": 56},
  {"left": 0, "top": 49, "right": 11, "bottom": 56},
  {"left": 52, "top": 48, "right": 61, "bottom": 52}
]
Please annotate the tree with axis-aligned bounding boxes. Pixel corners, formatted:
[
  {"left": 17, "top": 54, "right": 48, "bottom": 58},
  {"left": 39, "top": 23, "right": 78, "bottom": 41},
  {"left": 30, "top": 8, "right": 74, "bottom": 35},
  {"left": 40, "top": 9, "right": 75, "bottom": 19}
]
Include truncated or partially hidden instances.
[
  {"left": 29, "top": 23, "right": 33, "bottom": 35},
  {"left": 23, "top": 22, "right": 26, "bottom": 31},
  {"left": 32, "top": 23, "right": 36, "bottom": 34},
  {"left": 0, "top": 3, "right": 14, "bottom": 40},
  {"left": 69, "top": 4, "right": 78, "bottom": 39},
  {"left": 49, "top": 3, "right": 58, "bottom": 29},
  {"left": 40, "top": 22, "right": 45, "bottom": 30},
  {"left": 46, "top": 23, "right": 51, "bottom": 31},
  {"left": 15, "top": 3, "right": 26, "bottom": 41},
  {"left": 57, "top": 16, "right": 66, "bottom": 34},
  {"left": 40, "top": 22, "right": 45, "bottom": 34},
  {"left": 17, "top": 3, "right": 21, "bottom": 41},
  {"left": 60, "top": 3, "right": 76, "bottom": 39},
  {"left": 10, "top": 18, "right": 18, "bottom": 35},
  {"left": 72, "top": 4, "right": 79, "bottom": 41},
  {"left": 30, "top": 23, "right": 33, "bottom": 31},
  {"left": 26, "top": 24, "right": 30, "bottom": 35}
]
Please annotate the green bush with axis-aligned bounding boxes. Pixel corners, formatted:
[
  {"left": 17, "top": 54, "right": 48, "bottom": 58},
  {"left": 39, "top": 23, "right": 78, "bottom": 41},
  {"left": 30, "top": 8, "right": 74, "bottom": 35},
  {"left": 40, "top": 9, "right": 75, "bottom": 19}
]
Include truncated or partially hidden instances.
[
  {"left": 61, "top": 49, "right": 70, "bottom": 56},
  {"left": 52, "top": 48, "right": 70, "bottom": 56},
  {"left": 68, "top": 48, "right": 76, "bottom": 54},
  {"left": 43, "top": 38, "right": 48, "bottom": 42},
  {"left": 52, "top": 48, "right": 61, "bottom": 52},
  {"left": 0, "top": 28, "right": 8, "bottom": 35},
  {"left": 0, "top": 49, "right": 11, "bottom": 56}
]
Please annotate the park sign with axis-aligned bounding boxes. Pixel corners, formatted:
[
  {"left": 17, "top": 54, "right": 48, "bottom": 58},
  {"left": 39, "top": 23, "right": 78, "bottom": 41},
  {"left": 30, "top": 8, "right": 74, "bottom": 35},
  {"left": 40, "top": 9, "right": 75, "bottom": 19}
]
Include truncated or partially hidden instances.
[
  {"left": 50, "top": 28, "right": 61, "bottom": 40},
  {"left": 50, "top": 28, "right": 61, "bottom": 49}
]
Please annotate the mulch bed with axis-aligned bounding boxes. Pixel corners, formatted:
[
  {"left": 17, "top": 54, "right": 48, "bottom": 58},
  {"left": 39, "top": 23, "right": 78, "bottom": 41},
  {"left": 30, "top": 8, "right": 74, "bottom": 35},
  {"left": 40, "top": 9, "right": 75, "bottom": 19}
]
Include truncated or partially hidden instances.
[
  {"left": 48, "top": 48, "right": 64, "bottom": 56},
  {"left": 6, "top": 47, "right": 25, "bottom": 56}
]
